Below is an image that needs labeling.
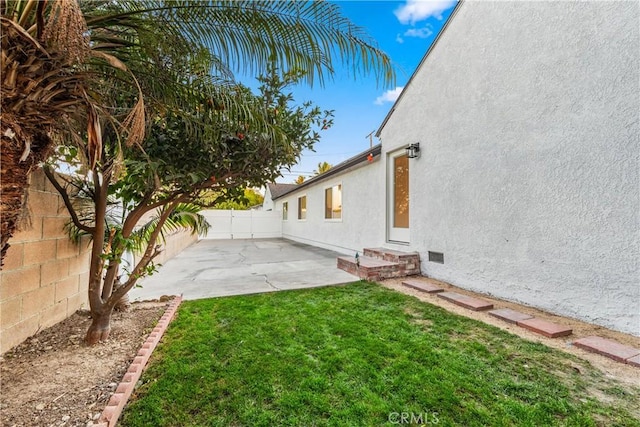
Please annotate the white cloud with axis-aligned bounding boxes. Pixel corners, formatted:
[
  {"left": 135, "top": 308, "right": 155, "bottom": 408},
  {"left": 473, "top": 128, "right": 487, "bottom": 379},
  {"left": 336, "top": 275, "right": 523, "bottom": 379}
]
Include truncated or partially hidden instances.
[
  {"left": 403, "top": 24, "right": 434, "bottom": 39},
  {"left": 374, "top": 87, "right": 404, "bottom": 105},
  {"left": 394, "top": 0, "right": 457, "bottom": 25},
  {"left": 396, "top": 33, "right": 405, "bottom": 44}
]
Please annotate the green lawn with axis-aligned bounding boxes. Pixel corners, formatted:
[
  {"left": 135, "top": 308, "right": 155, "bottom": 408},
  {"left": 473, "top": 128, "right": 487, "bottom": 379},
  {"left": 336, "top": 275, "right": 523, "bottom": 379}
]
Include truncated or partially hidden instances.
[{"left": 121, "top": 282, "right": 639, "bottom": 426}]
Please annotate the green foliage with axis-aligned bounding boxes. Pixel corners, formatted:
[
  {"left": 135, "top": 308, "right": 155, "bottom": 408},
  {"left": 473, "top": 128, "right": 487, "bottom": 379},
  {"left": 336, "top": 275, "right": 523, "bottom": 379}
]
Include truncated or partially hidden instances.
[
  {"left": 121, "top": 283, "right": 640, "bottom": 426},
  {"left": 56, "top": 170, "right": 209, "bottom": 274},
  {"left": 314, "top": 161, "right": 332, "bottom": 175},
  {"left": 82, "top": 0, "right": 396, "bottom": 88},
  {"left": 128, "top": 204, "right": 211, "bottom": 253},
  {"left": 213, "top": 188, "right": 264, "bottom": 210},
  {"left": 115, "top": 67, "right": 333, "bottom": 210},
  {"left": 49, "top": 66, "right": 331, "bottom": 298},
  {"left": 75, "top": 0, "right": 396, "bottom": 149},
  {"left": 12, "top": 0, "right": 397, "bottom": 341}
]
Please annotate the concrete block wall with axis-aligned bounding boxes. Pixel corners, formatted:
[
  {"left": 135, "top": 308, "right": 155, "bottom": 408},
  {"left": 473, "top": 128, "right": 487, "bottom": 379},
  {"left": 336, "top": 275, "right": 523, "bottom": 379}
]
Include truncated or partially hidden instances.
[
  {"left": 147, "top": 229, "right": 198, "bottom": 266},
  {"left": 130, "top": 207, "right": 199, "bottom": 266},
  {"left": 0, "top": 171, "right": 200, "bottom": 354},
  {"left": 0, "top": 169, "right": 91, "bottom": 354}
]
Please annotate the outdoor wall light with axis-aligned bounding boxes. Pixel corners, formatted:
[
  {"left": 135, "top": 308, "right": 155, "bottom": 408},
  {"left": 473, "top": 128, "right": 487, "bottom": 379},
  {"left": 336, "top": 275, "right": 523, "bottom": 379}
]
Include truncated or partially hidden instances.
[{"left": 405, "top": 143, "right": 420, "bottom": 159}]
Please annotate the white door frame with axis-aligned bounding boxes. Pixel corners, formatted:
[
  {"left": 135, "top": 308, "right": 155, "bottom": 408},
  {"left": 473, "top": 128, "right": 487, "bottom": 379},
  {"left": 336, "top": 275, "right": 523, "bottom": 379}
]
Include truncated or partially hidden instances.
[{"left": 387, "top": 149, "right": 410, "bottom": 243}]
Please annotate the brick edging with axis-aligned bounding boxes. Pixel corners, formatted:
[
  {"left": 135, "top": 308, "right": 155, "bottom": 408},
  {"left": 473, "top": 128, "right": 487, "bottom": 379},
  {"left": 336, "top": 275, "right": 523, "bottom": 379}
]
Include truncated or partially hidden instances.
[{"left": 94, "top": 296, "right": 183, "bottom": 427}]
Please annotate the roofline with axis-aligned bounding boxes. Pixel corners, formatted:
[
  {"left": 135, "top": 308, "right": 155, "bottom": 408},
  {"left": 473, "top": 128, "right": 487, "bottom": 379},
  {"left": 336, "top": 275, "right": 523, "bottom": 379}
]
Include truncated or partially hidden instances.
[
  {"left": 266, "top": 182, "right": 297, "bottom": 197},
  {"left": 273, "top": 144, "right": 382, "bottom": 200},
  {"left": 375, "top": 0, "right": 464, "bottom": 137}
]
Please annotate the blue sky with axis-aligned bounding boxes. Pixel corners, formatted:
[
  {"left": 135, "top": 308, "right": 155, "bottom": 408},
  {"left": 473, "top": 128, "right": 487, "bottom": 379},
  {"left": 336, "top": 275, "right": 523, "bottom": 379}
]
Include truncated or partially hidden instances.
[{"left": 262, "top": 0, "right": 457, "bottom": 182}]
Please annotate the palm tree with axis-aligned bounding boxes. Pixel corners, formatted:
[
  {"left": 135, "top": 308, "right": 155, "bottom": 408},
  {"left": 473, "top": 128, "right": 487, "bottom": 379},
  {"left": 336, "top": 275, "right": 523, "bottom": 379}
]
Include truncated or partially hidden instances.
[
  {"left": 1, "top": 0, "right": 395, "bottom": 266},
  {"left": 314, "top": 161, "right": 332, "bottom": 175},
  {"left": 3, "top": 0, "right": 396, "bottom": 343},
  {"left": 1, "top": 0, "right": 89, "bottom": 262},
  {"left": 295, "top": 175, "right": 306, "bottom": 184}
]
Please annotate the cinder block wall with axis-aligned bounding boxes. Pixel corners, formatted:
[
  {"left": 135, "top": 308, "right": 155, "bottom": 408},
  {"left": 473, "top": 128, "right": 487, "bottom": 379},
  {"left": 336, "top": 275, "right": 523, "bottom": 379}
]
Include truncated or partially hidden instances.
[
  {"left": 0, "top": 169, "right": 91, "bottom": 354},
  {"left": 151, "top": 230, "right": 198, "bottom": 265},
  {"left": 130, "top": 208, "right": 199, "bottom": 266},
  {"left": 0, "top": 171, "right": 199, "bottom": 354}
]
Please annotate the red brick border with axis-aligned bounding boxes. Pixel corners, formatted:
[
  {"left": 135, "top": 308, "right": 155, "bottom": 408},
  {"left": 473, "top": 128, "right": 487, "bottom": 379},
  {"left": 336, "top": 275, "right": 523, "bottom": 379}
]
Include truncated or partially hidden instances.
[{"left": 93, "top": 296, "right": 183, "bottom": 427}]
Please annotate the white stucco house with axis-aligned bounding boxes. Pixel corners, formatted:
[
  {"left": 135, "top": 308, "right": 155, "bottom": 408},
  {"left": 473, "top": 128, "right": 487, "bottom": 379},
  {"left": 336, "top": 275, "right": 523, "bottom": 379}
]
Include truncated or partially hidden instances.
[
  {"left": 263, "top": 183, "right": 298, "bottom": 212},
  {"left": 267, "top": 1, "right": 639, "bottom": 336}
]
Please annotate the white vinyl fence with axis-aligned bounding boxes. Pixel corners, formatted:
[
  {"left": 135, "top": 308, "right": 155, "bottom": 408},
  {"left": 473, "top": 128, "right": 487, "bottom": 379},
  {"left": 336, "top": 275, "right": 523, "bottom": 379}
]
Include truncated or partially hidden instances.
[{"left": 200, "top": 209, "right": 282, "bottom": 239}]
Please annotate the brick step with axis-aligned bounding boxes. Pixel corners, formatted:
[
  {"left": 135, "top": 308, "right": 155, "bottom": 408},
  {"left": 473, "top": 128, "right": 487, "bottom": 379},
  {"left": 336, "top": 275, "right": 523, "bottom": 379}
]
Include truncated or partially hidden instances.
[
  {"left": 437, "top": 292, "right": 494, "bottom": 311},
  {"left": 402, "top": 279, "right": 444, "bottom": 294},
  {"left": 337, "top": 255, "right": 399, "bottom": 281},
  {"left": 363, "top": 248, "right": 420, "bottom": 275},
  {"left": 337, "top": 255, "right": 409, "bottom": 281},
  {"left": 574, "top": 336, "right": 640, "bottom": 365},
  {"left": 517, "top": 318, "right": 572, "bottom": 338}
]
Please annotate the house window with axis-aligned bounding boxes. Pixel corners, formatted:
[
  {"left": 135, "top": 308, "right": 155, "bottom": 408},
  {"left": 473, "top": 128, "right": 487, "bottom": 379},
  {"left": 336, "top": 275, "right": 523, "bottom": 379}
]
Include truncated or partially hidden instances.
[
  {"left": 282, "top": 202, "right": 288, "bottom": 220},
  {"left": 298, "top": 196, "right": 307, "bottom": 220},
  {"left": 324, "top": 184, "right": 342, "bottom": 220}
]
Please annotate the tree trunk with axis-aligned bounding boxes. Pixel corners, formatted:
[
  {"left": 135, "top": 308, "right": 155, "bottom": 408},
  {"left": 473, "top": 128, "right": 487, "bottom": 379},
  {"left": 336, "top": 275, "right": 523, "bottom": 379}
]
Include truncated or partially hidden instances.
[
  {"left": 84, "top": 166, "right": 112, "bottom": 345},
  {"left": 0, "top": 139, "right": 29, "bottom": 263},
  {"left": 0, "top": 126, "right": 52, "bottom": 267},
  {"left": 85, "top": 305, "right": 115, "bottom": 344}
]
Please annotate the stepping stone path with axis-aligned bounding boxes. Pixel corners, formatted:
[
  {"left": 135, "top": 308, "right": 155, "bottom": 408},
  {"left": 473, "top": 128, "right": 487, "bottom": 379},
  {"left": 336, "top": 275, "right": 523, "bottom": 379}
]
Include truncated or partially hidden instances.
[
  {"left": 396, "top": 278, "right": 638, "bottom": 368},
  {"left": 437, "top": 291, "right": 494, "bottom": 311},
  {"left": 627, "top": 355, "right": 640, "bottom": 368},
  {"left": 402, "top": 279, "right": 444, "bottom": 293},
  {"left": 517, "top": 317, "right": 573, "bottom": 338},
  {"left": 489, "top": 308, "right": 572, "bottom": 338},
  {"left": 489, "top": 308, "right": 533, "bottom": 324},
  {"left": 574, "top": 336, "right": 640, "bottom": 366}
]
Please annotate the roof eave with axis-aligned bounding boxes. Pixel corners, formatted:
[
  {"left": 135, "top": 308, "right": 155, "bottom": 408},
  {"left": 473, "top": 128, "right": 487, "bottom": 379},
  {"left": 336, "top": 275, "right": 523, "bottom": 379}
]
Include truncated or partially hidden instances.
[{"left": 273, "top": 144, "right": 382, "bottom": 200}]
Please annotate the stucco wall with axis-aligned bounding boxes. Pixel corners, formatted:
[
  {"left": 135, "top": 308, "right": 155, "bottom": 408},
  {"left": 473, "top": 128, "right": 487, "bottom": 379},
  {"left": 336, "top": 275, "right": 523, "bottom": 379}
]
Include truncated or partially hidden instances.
[
  {"left": 379, "top": 1, "right": 639, "bottom": 335},
  {"left": 277, "top": 159, "right": 386, "bottom": 255},
  {"left": 0, "top": 170, "right": 91, "bottom": 353},
  {"left": 262, "top": 187, "right": 275, "bottom": 211}
]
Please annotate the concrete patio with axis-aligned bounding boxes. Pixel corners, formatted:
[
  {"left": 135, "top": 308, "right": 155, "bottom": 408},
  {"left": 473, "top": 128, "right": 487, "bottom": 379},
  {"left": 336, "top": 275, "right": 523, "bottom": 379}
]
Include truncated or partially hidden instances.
[{"left": 129, "top": 238, "right": 357, "bottom": 301}]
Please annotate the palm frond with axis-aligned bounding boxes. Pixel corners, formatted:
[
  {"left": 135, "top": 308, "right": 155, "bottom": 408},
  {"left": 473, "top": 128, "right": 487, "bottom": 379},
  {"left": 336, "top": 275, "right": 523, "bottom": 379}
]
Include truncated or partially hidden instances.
[
  {"left": 129, "top": 203, "right": 209, "bottom": 253},
  {"left": 83, "top": 0, "right": 395, "bottom": 88}
]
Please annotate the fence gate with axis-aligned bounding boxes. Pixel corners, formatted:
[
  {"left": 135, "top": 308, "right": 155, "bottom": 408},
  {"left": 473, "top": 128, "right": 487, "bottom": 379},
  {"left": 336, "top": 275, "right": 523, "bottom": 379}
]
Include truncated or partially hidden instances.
[{"left": 200, "top": 210, "right": 282, "bottom": 239}]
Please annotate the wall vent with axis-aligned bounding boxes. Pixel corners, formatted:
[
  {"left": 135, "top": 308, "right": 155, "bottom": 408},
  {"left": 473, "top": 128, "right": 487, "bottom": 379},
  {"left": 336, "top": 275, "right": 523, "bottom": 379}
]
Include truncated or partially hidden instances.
[{"left": 428, "top": 251, "right": 444, "bottom": 264}]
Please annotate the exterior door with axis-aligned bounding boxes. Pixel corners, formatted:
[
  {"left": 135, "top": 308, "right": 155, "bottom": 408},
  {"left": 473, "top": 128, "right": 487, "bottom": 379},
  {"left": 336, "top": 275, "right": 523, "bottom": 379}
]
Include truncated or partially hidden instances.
[{"left": 387, "top": 150, "right": 410, "bottom": 243}]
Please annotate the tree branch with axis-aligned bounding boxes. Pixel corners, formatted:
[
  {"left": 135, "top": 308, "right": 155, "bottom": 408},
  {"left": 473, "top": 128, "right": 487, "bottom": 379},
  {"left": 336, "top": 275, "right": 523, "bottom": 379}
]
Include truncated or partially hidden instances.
[
  {"left": 108, "top": 201, "right": 179, "bottom": 304},
  {"left": 121, "top": 191, "right": 180, "bottom": 238},
  {"left": 101, "top": 242, "right": 121, "bottom": 301},
  {"left": 43, "top": 166, "right": 94, "bottom": 233}
]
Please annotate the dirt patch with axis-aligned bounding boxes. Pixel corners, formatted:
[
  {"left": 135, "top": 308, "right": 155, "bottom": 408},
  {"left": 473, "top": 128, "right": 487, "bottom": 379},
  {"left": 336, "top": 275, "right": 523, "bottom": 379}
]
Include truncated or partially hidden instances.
[
  {"left": 0, "top": 301, "right": 166, "bottom": 427},
  {"left": 403, "top": 306, "right": 434, "bottom": 329}
]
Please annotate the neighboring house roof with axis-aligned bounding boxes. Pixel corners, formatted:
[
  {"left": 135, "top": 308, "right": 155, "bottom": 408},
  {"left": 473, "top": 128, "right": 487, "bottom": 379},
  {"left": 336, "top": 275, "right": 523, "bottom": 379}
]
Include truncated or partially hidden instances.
[
  {"left": 272, "top": 144, "right": 382, "bottom": 200},
  {"left": 266, "top": 183, "right": 298, "bottom": 199},
  {"left": 376, "top": 0, "right": 464, "bottom": 137}
]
